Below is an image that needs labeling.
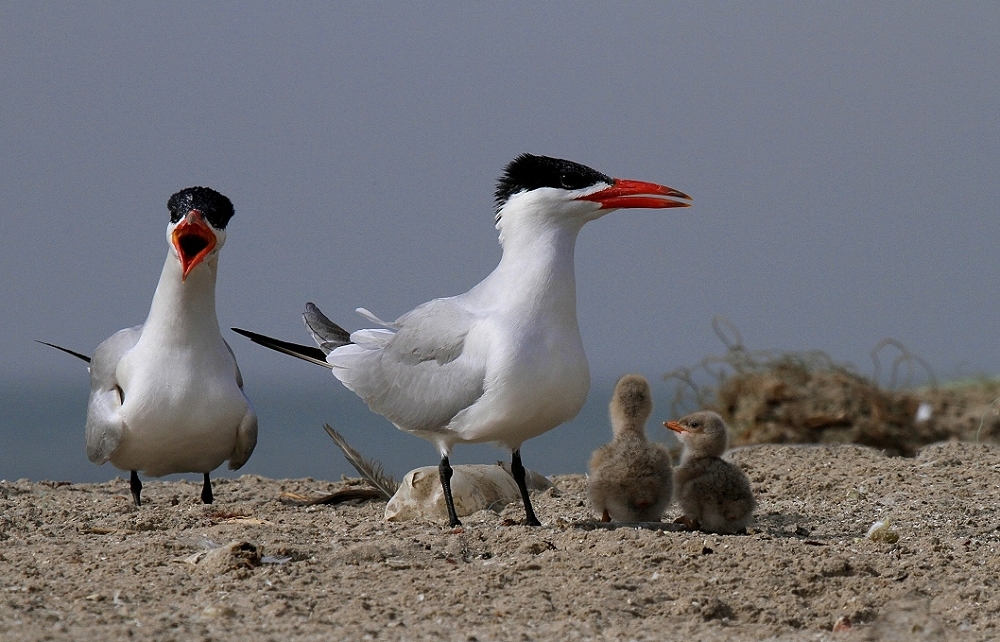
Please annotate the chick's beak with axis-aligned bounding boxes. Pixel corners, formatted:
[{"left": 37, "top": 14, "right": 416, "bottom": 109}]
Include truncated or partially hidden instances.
[{"left": 664, "top": 420, "right": 687, "bottom": 434}]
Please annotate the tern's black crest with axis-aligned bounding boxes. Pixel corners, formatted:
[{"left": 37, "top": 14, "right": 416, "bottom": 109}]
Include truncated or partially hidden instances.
[
  {"left": 494, "top": 154, "right": 613, "bottom": 212},
  {"left": 168, "top": 186, "right": 235, "bottom": 230}
]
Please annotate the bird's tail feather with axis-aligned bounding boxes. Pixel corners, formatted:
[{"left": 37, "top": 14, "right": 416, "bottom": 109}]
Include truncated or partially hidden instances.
[
  {"left": 36, "top": 340, "right": 91, "bottom": 364},
  {"left": 229, "top": 328, "right": 331, "bottom": 368}
]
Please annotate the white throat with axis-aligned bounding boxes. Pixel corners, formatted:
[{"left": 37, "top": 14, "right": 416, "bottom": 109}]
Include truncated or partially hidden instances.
[{"left": 140, "top": 251, "right": 222, "bottom": 347}]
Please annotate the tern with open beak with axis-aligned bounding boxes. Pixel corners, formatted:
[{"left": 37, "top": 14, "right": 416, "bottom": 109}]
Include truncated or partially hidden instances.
[{"left": 42, "top": 187, "right": 257, "bottom": 506}]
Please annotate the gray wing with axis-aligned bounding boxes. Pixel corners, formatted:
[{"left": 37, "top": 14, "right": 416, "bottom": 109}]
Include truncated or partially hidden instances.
[
  {"left": 223, "top": 338, "right": 246, "bottom": 388},
  {"left": 224, "top": 338, "right": 258, "bottom": 470},
  {"left": 228, "top": 402, "right": 258, "bottom": 470},
  {"left": 85, "top": 325, "right": 141, "bottom": 464},
  {"left": 303, "top": 302, "right": 352, "bottom": 354},
  {"left": 327, "top": 298, "right": 488, "bottom": 434}
]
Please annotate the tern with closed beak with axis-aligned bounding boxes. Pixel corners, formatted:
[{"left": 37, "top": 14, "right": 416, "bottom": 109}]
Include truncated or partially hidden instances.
[{"left": 235, "top": 154, "right": 690, "bottom": 526}]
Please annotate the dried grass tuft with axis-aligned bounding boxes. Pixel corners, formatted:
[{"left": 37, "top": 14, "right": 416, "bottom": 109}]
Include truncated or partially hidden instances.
[{"left": 664, "top": 316, "right": 999, "bottom": 456}]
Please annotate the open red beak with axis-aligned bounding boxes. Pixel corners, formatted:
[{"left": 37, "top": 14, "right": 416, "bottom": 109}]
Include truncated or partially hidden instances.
[
  {"left": 578, "top": 179, "right": 692, "bottom": 210},
  {"left": 171, "top": 210, "right": 216, "bottom": 281},
  {"left": 664, "top": 420, "right": 688, "bottom": 434}
]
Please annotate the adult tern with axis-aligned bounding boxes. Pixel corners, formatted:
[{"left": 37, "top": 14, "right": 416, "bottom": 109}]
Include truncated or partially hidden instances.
[
  {"left": 42, "top": 187, "right": 258, "bottom": 506},
  {"left": 234, "top": 154, "right": 690, "bottom": 526}
]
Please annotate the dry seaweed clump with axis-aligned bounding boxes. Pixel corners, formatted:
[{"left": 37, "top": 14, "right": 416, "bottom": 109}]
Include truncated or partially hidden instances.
[{"left": 664, "top": 317, "right": 1000, "bottom": 456}]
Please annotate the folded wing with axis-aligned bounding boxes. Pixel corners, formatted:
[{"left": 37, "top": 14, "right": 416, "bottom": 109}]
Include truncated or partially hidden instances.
[
  {"left": 85, "top": 325, "right": 141, "bottom": 464},
  {"left": 326, "top": 299, "right": 488, "bottom": 435}
]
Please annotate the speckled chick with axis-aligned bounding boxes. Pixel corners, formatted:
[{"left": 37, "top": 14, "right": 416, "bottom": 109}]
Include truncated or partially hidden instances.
[
  {"left": 587, "top": 374, "right": 673, "bottom": 522},
  {"left": 664, "top": 411, "right": 755, "bottom": 534}
]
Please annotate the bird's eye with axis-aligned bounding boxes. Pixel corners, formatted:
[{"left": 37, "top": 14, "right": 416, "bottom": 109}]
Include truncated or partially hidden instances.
[
  {"left": 690, "top": 421, "right": 700, "bottom": 428},
  {"left": 559, "top": 174, "right": 573, "bottom": 189}
]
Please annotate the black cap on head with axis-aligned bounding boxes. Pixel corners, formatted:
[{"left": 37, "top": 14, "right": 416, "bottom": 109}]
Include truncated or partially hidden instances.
[
  {"left": 494, "top": 154, "right": 613, "bottom": 211},
  {"left": 168, "top": 187, "right": 235, "bottom": 230}
]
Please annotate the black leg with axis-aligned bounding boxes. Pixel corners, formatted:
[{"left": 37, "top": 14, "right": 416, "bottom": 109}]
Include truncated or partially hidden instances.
[
  {"left": 438, "top": 455, "right": 462, "bottom": 527},
  {"left": 511, "top": 450, "right": 541, "bottom": 526},
  {"left": 129, "top": 470, "right": 142, "bottom": 506},
  {"left": 201, "top": 472, "right": 214, "bottom": 504}
]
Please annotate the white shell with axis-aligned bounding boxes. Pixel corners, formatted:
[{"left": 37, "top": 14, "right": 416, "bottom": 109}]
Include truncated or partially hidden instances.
[{"left": 384, "top": 463, "right": 527, "bottom": 521}]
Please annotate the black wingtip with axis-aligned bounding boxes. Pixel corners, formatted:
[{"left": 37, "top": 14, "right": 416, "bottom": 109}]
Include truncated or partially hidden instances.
[
  {"left": 230, "top": 328, "right": 332, "bottom": 368},
  {"left": 36, "top": 340, "right": 91, "bottom": 364}
]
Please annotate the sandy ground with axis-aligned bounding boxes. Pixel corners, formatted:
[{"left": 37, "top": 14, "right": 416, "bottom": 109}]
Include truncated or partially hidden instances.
[{"left": 3, "top": 440, "right": 999, "bottom": 641}]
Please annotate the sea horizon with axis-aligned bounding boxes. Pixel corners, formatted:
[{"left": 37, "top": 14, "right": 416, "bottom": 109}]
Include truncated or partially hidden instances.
[{"left": 1, "top": 374, "right": 681, "bottom": 486}]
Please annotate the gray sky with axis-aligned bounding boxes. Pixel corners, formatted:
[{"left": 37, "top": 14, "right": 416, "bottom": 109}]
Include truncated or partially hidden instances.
[{"left": 4, "top": 5, "right": 1000, "bottom": 430}]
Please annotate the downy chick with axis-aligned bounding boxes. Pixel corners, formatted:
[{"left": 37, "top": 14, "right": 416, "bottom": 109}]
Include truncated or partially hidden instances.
[
  {"left": 588, "top": 374, "right": 673, "bottom": 522},
  {"left": 664, "top": 411, "right": 754, "bottom": 534}
]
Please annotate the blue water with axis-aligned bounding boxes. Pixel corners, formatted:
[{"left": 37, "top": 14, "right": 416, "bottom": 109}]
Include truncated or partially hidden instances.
[{"left": 0, "top": 375, "right": 679, "bottom": 485}]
